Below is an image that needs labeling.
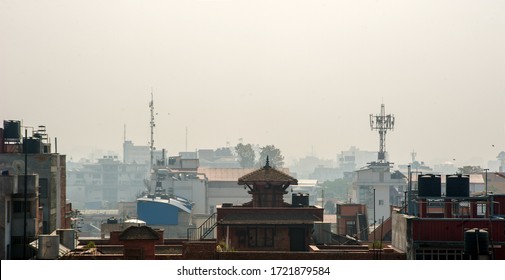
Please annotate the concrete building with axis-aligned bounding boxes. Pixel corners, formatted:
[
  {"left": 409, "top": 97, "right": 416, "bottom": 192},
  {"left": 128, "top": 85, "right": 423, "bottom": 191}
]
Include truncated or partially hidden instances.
[
  {"left": 0, "top": 120, "right": 69, "bottom": 235},
  {"left": 123, "top": 140, "right": 163, "bottom": 164},
  {"left": 76, "top": 209, "right": 118, "bottom": 237},
  {"left": 498, "top": 151, "right": 505, "bottom": 172},
  {"left": 199, "top": 167, "right": 263, "bottom": 213},
  {"left": 67, "top": 156, "right": 149, "bottom": 209},
  {"left": 197, "top": 148, "right": 241, "bottom": 168},
  {"left": 338, "top": 146, "right": 377, "bottom": 175},
  {"left": 0, "top": 174, "right": 41, "bottom": 259},
  {"left": 153, "top": 156, "right": 207, "bottom": 215},
  {"left": 352, "top": 162, "right": 407, "bottom": 226},
  {"left": 290, "top": 156, "right": 335, "bottom": 179},
  {"left": 335, "top": 203, "right": 368, "bottom": 241},
  {"left": 309, "top": 166, "right": 340, "bottom": 182}
]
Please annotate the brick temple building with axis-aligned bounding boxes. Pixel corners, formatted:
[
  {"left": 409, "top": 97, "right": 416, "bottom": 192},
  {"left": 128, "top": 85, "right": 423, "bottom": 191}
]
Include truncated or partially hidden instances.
[{"left": 215, "top": 158, "right": 324, "bottom": 251}]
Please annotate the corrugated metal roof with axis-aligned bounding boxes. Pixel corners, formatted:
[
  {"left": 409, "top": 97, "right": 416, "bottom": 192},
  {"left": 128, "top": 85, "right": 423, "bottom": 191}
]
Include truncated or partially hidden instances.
[
  {"left": 80, "top": 209, "right": 119, "bottom": 216},
  {"left": 198, "top": 167, "right": 292, "bottom": 181},
  {"left": 411, "top": 218, "right": 505, "bottom": 242},
  {"left": 197, "top": 167, "right": 257, "bottom": 181},
  {"left": 298, "top": 179, "right": 318, "bottom": 186}
]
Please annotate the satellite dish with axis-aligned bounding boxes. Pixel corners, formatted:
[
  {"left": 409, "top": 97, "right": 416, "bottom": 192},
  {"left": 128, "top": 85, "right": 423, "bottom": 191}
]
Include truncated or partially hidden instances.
[{"left": 12, "top": 160, "right": 25, "bottom": 175}]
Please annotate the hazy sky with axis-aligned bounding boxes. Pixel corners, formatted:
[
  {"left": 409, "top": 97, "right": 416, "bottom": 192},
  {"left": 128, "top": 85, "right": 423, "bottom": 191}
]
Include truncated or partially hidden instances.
[{"left": 1, "top": 0, "right": 504, "bottom": 168}]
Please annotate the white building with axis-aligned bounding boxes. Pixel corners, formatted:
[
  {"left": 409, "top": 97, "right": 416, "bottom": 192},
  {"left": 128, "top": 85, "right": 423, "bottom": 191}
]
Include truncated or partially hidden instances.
[
  {"left": 352, "top": 162, "right": 407, "bottom": 225},
  {"left": 67, "top": 156, "right": 149, "bottom": 209}
]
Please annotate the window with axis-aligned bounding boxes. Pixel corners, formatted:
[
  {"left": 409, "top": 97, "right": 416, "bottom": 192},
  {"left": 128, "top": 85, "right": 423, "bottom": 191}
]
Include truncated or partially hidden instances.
[
  {"left": 11, "top": 236, "right": 24, "bottom": 245},
  {"left": 7, "top": 201, "right": 11, "bottom": 223},
  {"left": 415, "top": 248, "right": 463, "bottom": 260},
  {"left": 248, "top": 227, "right": 274, "bottom": 247},
  {"left": 378, "top": 200, "right": 384, "bottom": 206},
  {"left": 13, "top": 201, "right": 30, "bottom": 213},
  {"left": 39, "top": 178, "right": 48, "bottom": 199},
  {"left": 346, "top": 220, "right": 357, "bottom": 236},
  {"left": 237, "top": 230, "right": 247, "bottom": 246},
  {"left": 248, "top": 228, "right": 256, "bottom": 247}
]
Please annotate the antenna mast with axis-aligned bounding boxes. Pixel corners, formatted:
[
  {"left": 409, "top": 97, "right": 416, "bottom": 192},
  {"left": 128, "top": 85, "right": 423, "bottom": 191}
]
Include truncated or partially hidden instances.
[
  {"left": 369, "top": 103, "right": 395, "bottom": 162},
  {"left": 149, "top": 90, "right": 155, "bottom": 171}
]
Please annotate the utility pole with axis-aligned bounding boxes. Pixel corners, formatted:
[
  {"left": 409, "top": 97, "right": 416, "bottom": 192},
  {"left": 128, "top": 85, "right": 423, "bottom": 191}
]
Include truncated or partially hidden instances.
[
  {"left": 484, "top": 168, "right": 489, "bottom": 195},
  {"left": 408, "top": 165, "right": 412, "bottom": 215},
  {"left": 484, "top": 168, "right": 489, "bottom": 217},
  {"left": 23, "top": 129, "right": 28, "bottom": 259},
  {"left": 373, "top": 188, "right": 376, "bottom": 242}
]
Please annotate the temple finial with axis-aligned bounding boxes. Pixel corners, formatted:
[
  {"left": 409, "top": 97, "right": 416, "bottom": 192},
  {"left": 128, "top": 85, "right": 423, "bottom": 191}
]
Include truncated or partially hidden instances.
[{"left": 265, "top": 156, "right": 270, "bottom": 168}]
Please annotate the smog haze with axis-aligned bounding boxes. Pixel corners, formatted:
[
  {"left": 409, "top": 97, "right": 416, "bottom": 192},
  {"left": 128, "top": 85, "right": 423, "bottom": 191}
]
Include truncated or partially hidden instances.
[{"left": 1, "top": 0, "right": 504, "bottom": 168}]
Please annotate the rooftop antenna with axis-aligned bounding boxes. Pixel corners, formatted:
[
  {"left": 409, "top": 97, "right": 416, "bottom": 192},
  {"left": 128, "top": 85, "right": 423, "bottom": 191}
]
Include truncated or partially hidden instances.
[
  {"left": 123, "top": 124, "right": 127, "bottom": 163},
  {"left": 411, "top": 150, "right": 417, "bottom": 163},
  {"left": 149, "top": 89, "right": 155, "bottom": 171},
  {"left": 370, "top": 103, "right": 395, "bottom": 162}
]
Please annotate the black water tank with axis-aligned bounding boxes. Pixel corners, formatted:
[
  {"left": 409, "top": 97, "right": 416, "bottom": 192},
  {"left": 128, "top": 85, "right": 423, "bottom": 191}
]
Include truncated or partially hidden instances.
[
  {"left": 446, "top": 174, "right": 470, "bottom": 197},
  {"left": 292, "top": 193, "right": 309, "bottom": 207},
  {"left": 464, "top": 228, "right": 489, "bottom": 257},
  {"left": 24, "top": 138, "right": 42, "bottom": 154},
  {"left": 418, "top": 174, "right": 441, "bottom": 197},
  {"left": 3, "top": 120, "right": 21, "bottom": 141}
]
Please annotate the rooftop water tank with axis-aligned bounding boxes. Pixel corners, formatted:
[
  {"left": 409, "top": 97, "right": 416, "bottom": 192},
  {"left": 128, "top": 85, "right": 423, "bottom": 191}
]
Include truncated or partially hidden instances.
[
  {"left": 418, "top": 174, "right": 441, "bottom": 197},
  {"left": 464, "top": 228, "right": 489, "bottom": 258},
  {"left": 37, "top": 235, "right": 60, "bottom": 260},
  {"left": 3, "top": 120, "right": 21, "bottom": 142},
  {"left": 446, "top": 174, "right": 470, "bottom": 197},
  {"left": 292, "top": 193, "right": 309, "bottom": 207},
  {"left": 24, "top": 137, "right": 42, "bottom": 154}
]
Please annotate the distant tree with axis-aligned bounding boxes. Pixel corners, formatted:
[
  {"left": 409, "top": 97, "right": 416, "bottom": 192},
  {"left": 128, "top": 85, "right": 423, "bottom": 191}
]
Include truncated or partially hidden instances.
[
  {"left": 235, "top": 143, "right": 255, "bottom": 168},
  {"left": 259, "top": 145, "right": 284, "bottom": 168},
  {"left": 457, "top": 165, "right": 483, "bottom": 174},
  {"left": 215, "top": 147, "right": 233, "bottom": 157},
  {"left": 321, "top": 178, "right": 352, "bottom": 202},
  {"left": 324, "top": 201, "right": 336, "bottom": 214}
]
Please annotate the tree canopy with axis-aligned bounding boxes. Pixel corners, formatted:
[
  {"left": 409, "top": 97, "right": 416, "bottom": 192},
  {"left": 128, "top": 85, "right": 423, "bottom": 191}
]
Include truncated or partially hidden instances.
[
  {"left": 235, "top": 143, "right": 255, "bottom": 168},
  {"left": 259, "top": 145, "right": 284, "bottom": 168},
  {"left": 457, "top": 165, "right": 483, "bottom": 174}
]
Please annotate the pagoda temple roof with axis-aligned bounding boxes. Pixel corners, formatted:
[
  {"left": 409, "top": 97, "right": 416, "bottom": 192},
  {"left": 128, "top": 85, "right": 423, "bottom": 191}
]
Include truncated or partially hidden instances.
[{"left": 238, "top": 158, "right": 297, "bottom": 185}]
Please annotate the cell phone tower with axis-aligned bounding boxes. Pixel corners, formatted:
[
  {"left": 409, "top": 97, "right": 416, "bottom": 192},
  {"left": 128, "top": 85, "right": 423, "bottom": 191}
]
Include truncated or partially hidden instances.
[
  {"left": 370, "top": 103, "right": 395, "bottom": 162},
  {"left": 149, "top": 90, "right": 155, "bottom": 171}
]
